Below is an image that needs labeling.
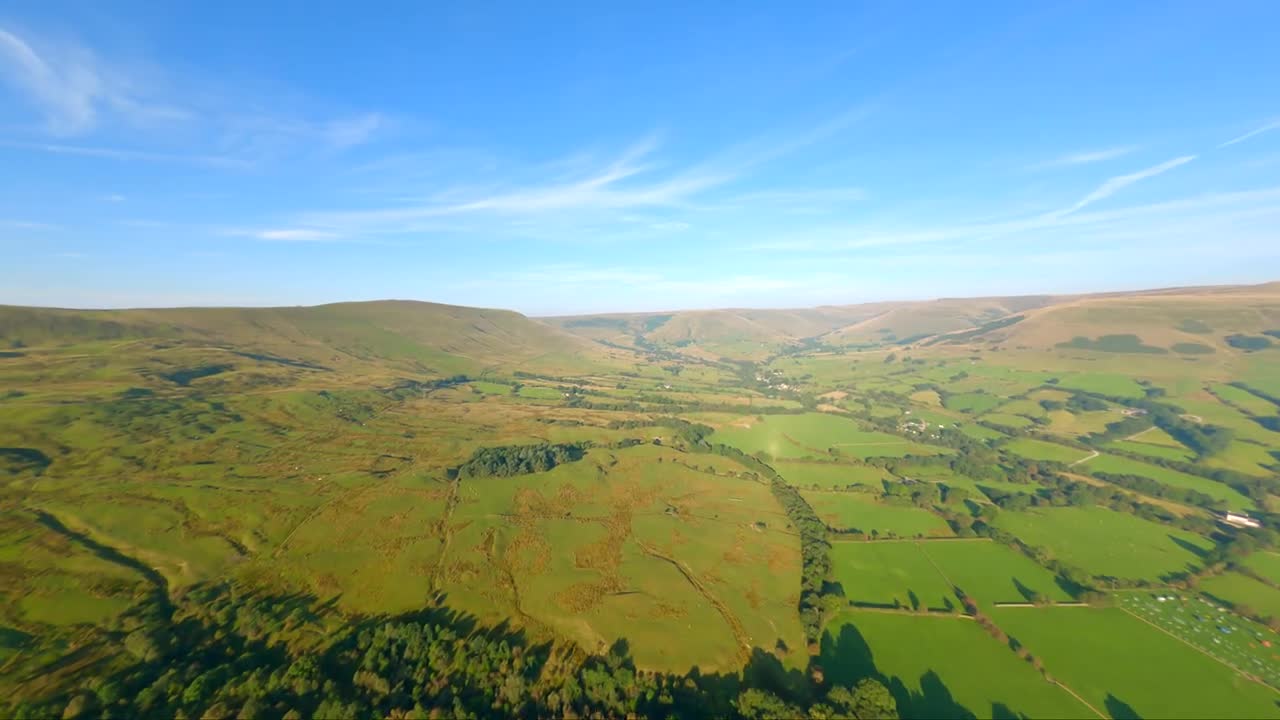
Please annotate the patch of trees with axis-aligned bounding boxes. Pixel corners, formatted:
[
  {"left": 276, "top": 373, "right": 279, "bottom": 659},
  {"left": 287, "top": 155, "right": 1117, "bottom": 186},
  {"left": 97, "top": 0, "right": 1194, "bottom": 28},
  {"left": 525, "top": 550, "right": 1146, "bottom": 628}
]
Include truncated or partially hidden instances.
[
  {"left": 1225, "top": 334, "right": 1273, "bottom": 351},
  {"left": 454, "top": 442, "right": 588, "bottom": 479},
  {"left": 384, "top": 375, "right": 470, "bottom": 399},
  {"left": 922, "top": 314, "right": 1026, "bottom": 346},
  {"left": 770, "top": 477, "right": 834, "bottom": 642},
  {"left": 1058, "top": 334, "right": 1168, "bottom": 354},
  {"left": 1091, "top": 472, "right": 1226, "bottom": 511},
  {"left": 1066, "top": 394, "right": 1108, "bottom": 412},
  {"left": 160, "top": 363, "right": 233, "bottom": 386},
  {"left": 6, "top": 584, "right": 898, "bottom": 720},
  {"left": 608, "top": 416, "right": 714, "bottom": 446}
]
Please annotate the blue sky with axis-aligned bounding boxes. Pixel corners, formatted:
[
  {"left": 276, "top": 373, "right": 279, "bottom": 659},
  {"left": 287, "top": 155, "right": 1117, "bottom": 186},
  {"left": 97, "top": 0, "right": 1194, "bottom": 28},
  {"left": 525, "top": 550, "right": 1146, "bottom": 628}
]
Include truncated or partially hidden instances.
[{"left": 1, "top": 1, "right": 1279, "bottom": 314}]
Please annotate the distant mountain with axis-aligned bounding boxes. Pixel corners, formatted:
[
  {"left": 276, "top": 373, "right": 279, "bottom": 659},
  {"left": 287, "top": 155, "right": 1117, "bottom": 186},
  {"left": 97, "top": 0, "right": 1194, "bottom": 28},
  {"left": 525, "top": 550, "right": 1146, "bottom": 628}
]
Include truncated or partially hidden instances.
[
  {"left": 0, "top": 300, "right": 624, "bottom": 378},
  {"left": 547, "top": 282, "right": 1280, "bottom": 360}
]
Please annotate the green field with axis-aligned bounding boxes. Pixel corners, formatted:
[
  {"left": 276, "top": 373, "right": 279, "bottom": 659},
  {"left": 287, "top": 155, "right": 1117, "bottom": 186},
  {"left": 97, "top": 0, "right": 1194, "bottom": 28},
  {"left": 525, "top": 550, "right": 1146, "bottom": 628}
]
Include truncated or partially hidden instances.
[
  {"left": 804, "top": 492, "right": 954, "bottom": 537},
  {"left": 821, "top": 612, "right": 1093, "bottom": 719},
  {"left": 1109, "top": 437, "right": 1196, "bottom": 462},
  {"left": 774, "top": 460, "right": 890, "bottom": 488},
  {"left": 1117, "top": 592, "right": 1280, "bottom": 689},
  {"left": 1212, "top": 383, "right": 1277, "bottom": 416},
  {"left": 1244, "top": 552, "right": 1280, "bottom": 585},
  {"left": 829, "top": 542, "right": 957, "bottom": 609},
  {"left": 712, "top": 412, "right": 913, "bottom": 460},
  {"left": 1081, "top": 453, "right": 1254, "bottom": 510},
  {"left": 1002, "top": 437, "right": 1091, "bottom": 464},
  {"left": 1055, "top": 373, "right": 1148, "bottom": 398},
  {"left": 993, "top": 506, "right": 1214, "bottom": 580},
  {"left": 1201, "top": 572, "right": 1280, "bottom": 619},
  {"left": 994, "top": 606, "right": 1280, "bottom": 718},
  {"left": 919, "top": 541, "right": 1074, "bottom": 606},
  {"left": 943, "top": 392, "right": 1003, "bottom": 414}
]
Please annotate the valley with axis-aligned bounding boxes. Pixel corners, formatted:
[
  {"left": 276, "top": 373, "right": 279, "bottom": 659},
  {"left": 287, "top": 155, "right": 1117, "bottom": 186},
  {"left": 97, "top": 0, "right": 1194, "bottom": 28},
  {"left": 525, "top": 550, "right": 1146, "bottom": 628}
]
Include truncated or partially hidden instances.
[{"left": 3, "top": 282, "right": 1280, "bottom": 718}]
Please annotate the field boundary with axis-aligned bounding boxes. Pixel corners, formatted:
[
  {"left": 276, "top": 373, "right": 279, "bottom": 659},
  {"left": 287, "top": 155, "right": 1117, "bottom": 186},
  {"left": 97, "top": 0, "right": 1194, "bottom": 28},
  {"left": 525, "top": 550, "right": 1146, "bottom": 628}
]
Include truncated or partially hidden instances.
[{"left": 1118, "top": 605, "right": 1278, "bottom": 693}]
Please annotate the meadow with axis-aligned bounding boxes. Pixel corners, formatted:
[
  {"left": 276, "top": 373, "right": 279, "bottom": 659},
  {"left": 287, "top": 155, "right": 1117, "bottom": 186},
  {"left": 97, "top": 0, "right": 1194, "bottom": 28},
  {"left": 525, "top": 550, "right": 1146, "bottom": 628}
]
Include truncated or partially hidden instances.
[
  {"left": 773, "top": 460, "right": 891, "bottom": 488},
  {"left": 711, "top": 412, "right": 947, "bottom": 460},
  {"left": 993, "top": 606, "right": 1280, "bottom": 718},
  {"left": 820, "top": 612, "right": 1094, "bottom": 719},
  {"left": 1200, "top": 572, "right": 1280, "bottom": 619},
  {"left": 919, "top": 541, "right": 1074, "bottom": 606},
  {"left": 993, "top": 506, "right": 1213, "bottom": 580},
  {"left": 828, "top": 542, "right": 956, "bottom": 610},
  {"left": 1001, "top": 437, "right": 1092, "bottom": 464},
  {"left": 1080, "top": 453, "right": 1255, "bottom": 510},
  {"left": 803, "top": 492, "right": 955, "bottom": 537}
]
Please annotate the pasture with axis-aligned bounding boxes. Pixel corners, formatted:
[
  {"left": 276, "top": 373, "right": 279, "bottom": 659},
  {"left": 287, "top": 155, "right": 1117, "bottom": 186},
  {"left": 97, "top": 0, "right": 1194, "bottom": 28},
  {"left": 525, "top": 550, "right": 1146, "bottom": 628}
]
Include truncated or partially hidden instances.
[
  {"left": 711, "top": 412, "right": 948, "bottom": 460},
  {"left": 774, "top": 461, "right": 890, "bottom": 488},
  {"left": 919, "top": 541, "right": 1074, "bottom": 606},
  {"left": 993, "top": 506, "right": 1213, "bottom": 580},
  {"left": 943, "top": 392, "right": 1003, "bottom": 414},
  {"left": 828, "top": 542, "right": 955, "bottom": 610},
  {"left": 1055, "top": 373, "right": 1148, "bottom": 398},
  {"left": 1244, "top": 552, "right": 1280, "bottom": 585},
  {"left": 1200, "top": 572, "right": 1280, "bottom": 620},
  {"left": 711, "top": 412, "right": 903, "bottom": 460},
  {"left": 1116, "top": 592, "right": 1280, "bottom": 689},
  {"left": 993, "top": 606, "right": 1280, "bottom": 718},
  {"left": 1002, "top": 437, "right": 1091, "bottom": 464},
  {"left": 1081, "top": 453, "right": 1254, "bottom": 510},
  {"left": 820, "top": 612, "right": 1093, "bottom": 719},
  {"left": 803, "top": 492, "right": 954, "bottom": 537}
]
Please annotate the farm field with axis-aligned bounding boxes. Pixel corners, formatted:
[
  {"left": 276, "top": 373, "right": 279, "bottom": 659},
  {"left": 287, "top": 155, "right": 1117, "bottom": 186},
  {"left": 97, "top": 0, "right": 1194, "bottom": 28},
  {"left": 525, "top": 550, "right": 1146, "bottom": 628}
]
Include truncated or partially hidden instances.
[
  {"left": 711, "top": 412, "right": 914, "bottom": 460},
  {"left": 1245, "top": 552, "right": 1280, "bottom": 585},
  {"left": 943, "top": 392, "right": 1003, "bottom": 414},
  {"left": 828, "top": 542, "right": 956, "bottom": 610},
  {"left": 992, "top": 507, "right": 1213, "bottom": 580},
  {"left": 993, "top": 606, "right": 1280, "bottom": 718},
  {"left": 1115, "top": 592, "right": 1280, "bottom": 689},
  {"left": 1200, "top": 572, "right": 1280, "bottom": 620},
  {"left": 821, "top": 612, "right": 1094, "bottom": 719},
  {"left": 919, "top": 541, "right": 1074, "bottom": 607},
  {"left": 773, "top": 460, "right": 890, "bottom": 488},
  {"left": 803, "top": 492, "right": 955, "bottom": 537},
  {"left": 1001, "top": 437, "right": 1091, "bottom": 464},
  {"left": 1081, "top": 453, "right": 1255, "bottom": 510}
]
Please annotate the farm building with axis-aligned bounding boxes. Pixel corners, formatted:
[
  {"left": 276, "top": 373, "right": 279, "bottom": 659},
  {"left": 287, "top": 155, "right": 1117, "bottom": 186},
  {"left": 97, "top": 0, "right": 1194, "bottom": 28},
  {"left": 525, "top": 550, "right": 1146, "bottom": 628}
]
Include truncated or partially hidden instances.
[{"left": 1220, "top": 512, "right": 1262, "bottom": 529}]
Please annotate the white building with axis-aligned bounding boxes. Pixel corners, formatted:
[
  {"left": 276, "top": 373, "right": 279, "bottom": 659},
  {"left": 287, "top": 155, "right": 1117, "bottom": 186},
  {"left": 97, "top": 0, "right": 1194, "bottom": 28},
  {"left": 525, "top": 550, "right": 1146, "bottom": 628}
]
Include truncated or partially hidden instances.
[{"left": 1222, "top": 512, "right": 1262, "bottom": 529}]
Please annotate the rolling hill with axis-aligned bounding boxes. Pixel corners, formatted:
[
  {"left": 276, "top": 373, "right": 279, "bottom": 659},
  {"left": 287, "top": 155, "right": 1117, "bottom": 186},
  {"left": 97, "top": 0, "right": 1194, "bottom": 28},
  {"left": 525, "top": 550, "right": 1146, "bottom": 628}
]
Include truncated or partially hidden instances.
[
  {"left": 0, "top": 300, "right": 629, "bottom": 379},
  {"left": 548, "top": 283, "right": 1280, "bottom": 362}
]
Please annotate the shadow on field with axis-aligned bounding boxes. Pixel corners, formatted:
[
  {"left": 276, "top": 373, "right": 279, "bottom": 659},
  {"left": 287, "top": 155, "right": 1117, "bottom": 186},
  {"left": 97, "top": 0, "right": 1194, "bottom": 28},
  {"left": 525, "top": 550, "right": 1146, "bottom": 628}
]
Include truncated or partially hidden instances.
[
  {"left": 1012, "top": 577, "right": 1037, "bottom": 602},
  {"left": 1105, "top": 693, "right": 1142, "bottom": 719},
  {"left": 1167, "top": 534, "right": 1209, "bottom": 559},
  {"left": 819, "top": 621, "right": 1030, "bottom": 719}
]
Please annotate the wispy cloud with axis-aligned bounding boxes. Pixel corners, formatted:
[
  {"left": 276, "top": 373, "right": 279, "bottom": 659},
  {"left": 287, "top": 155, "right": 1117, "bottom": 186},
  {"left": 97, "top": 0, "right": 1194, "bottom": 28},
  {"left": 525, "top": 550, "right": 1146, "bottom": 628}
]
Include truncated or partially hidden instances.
[
  {"left": 0, "top": 139, "right": 247, "bottom": 167},
  {"left": 285, "top": 110, "right": 873, "bottom": 239},
  {"left": 0, "top": 218, "right": 58, "bottom": 230},
  {"left": 296, "top": 136, "right": 736, "bottom": 235},
  {"left": 323, "top": 113, "right": 385, "bottom": 149},
  {"left": 1032, "top": 146, "right": 1136, "bottom": 169},
  {"left": 0, "top": 26, "right": 185, "bottom": 134},
  {"left": 1219, "top": 118, "right": 1280, "bottom": 148},
  {"left": 745, "top": 186, "right": 1280, "bottom": 254},
  {"left": 238, "top": 228, "right": 341, "bottom": 242},
  {"left": 1049, "top": 155, "right": 1196, "bottom": 218}
]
